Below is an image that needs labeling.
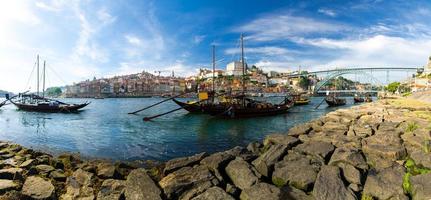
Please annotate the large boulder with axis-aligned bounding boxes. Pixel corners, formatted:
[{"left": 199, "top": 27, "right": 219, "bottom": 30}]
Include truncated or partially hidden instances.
[
  {"left": 60, "top": 169, "right": 95, "bottom": 200},
  {"left": 321, "top": 121, "right": 349, "bottom": 135},
  {"left": 159, "top": 165, "right": 216, "bottom": 199},
  {"left": 97, "top": 179, "right": 126, "bottom": 200},
  {"left": 252, "top": 144, "right": 288, "bottom": 177},
  {"left": 125, "top": 168, "right": 161, "bottom": 200},
  {"left": 200, "top": 152, "right": 235, "bottom": 182},
  {"left": 164, "top": 152, "right": 207, "bottom": 175},
  {"left": 362, "top": 133, "right": 406, "bottom": 168},
  {"left": 225, "top": 157, "right": 260, "bottom": 190},
  {"left": 410, "top": 173, "right": 431, "bottom": 200},
  {"left": 410, "top": 150, "right": 431, "bottom": 169},
  {"left": 272, "top": 156, "right": 318, "bottom": 191},
  {"left": 240, "top": 182, "right": 283, "bottom": 200},
  {"left": 362, "top": 164, "right": 408, "bottom": 200},
  {"left": 97, "top": 162, "right": 117, "bottom": 179},
  {"left": 263, "top": 134, "right": 300, "bottom": 148},
  {"left": 293, "top": 141, "right": 335, "bottom": 162},
  {"left": 312, "top": 165, "right": 356, "bottom": 200},
  {"left": 22, "top": 176, "right": 55, "bottom": 199},
  {"left": 329, "top": 147, "right": 368, "bottom": 170},
  {"left": 288, "top": 124, "right": 312, "bottom": 137},
  {"left": 191, "top": 186, "right": 235, "bottom": 200},
  {"left": 0, "top": 179, "right": 19, "bottom": 193},
  {"left": 0, "top": 168, "right": 23, "bottom": 180}
]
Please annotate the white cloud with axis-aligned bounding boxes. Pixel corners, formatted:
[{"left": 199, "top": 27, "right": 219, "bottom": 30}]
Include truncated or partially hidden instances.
[
  {"left": 225, "top": 46, "right": 291, "bottom": 56},
  {"left": 318, "top": 8, "right": 337, "bottom": 17},
  {"left": 0, "top": 1, "right": 41, "bottom": 26},
  {"left": 97, "top": 7, "right": 117, "bottom": 25},
  {"left": 193, "top": 35, "right": 206, "bottom": 44},
  {"left": 238, "top": 14, "right": 346, "bottom": 41},
  {"left": 125, "top": 35, "right": 142, "bottom": 46}
]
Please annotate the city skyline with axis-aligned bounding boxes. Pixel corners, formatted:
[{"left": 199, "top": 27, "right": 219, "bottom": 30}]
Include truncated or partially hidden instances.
[{"left": 1, "top": 0, "right": 431, "bottom": 92}]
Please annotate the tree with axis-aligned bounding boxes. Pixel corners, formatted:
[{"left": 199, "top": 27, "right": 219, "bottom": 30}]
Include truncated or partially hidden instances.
[
  {"left": 45, "top": 87, "right": 63, "bottom": 97},
  {"left": 298, "top": 76, "right": 310, "bottom": 89},
  {"left": 386, "top": 82, "right": 400, "bottom": 93}
]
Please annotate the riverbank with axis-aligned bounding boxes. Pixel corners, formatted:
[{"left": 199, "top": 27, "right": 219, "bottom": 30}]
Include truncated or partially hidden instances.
[{"left": 0, "top": 98, "right": 430, "bottom": 199}]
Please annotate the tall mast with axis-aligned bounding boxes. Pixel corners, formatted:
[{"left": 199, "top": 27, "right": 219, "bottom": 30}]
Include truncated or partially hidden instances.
[
  {"left": 37, "top": 55, "right": 40, "bottom": 96},
  {"left": 43, "top": 60, "right": 46, "bottom": 98},
  {"left": 241, "top": 34, "right": 245, "bottom": 97},
  {"left": 212, "top": 45, "right": 215, "bottom": 94}
]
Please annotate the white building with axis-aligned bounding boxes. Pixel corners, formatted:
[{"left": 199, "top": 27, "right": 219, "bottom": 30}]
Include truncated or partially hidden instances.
[
  {"left": 226, "top": 61, "right": 245, "bottom": 76},
  {"left": 425, "top": 56, "right": 431, "bottom": 74}
]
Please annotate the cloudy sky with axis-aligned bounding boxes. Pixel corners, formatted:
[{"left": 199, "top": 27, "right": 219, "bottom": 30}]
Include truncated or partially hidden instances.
[{"left": 1, "top": 0, "right": 431, "bottom": 92}]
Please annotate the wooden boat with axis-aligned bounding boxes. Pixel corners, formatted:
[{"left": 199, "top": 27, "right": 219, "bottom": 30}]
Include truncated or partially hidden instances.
[
  {"left": 173, "top": 96, "right": 294, "bottom": 118},
  {"left": 7, "top": 55, "right": 90, "bottom": 113},
  {"left": 292, "top": 94, "right": 310, "bottom": 106},
  {"left": 353, "top": 96, "right": 365, "bottom": 103},
  {"left": 325, "top": 95, "right": 346, "bottom": 106}
]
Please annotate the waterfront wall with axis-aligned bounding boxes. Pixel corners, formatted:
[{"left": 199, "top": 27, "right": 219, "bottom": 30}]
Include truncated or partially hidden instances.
[{"left": 0, "top": 98, "right": 430, "bottom": 199}]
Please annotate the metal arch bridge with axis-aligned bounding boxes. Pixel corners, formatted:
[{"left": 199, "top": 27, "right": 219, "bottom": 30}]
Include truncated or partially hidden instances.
[{"left": 293, "top": 67, "right": 424, "bottom": 93}]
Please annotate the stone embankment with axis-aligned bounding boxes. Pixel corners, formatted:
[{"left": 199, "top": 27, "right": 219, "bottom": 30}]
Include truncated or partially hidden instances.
[{"left": 0, "top": 98, "right": 430, "bottom": 200}]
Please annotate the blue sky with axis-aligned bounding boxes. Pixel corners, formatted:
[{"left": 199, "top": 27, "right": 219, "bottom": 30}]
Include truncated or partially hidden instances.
[{"left": 1, "top": 0, "right": 431, "bottom": 92}]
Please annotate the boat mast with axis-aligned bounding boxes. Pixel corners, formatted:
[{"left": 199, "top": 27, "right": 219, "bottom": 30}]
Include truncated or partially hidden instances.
[
  {"left": 43, "top": 60, "right": 46, "bottom": 98},
  {"left": 241, "top": 34, "right": 246, "bottom": 105},
  {"left": 37, "top": 55, "right": 40, "bottom": 96},
  {"left": 212, "top": 45, "right": 216, "bottom": 97}
]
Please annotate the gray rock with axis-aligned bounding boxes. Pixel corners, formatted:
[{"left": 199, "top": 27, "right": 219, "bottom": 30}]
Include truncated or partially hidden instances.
[
  {"left": 312, "top": 165, "right": 357, "bottom": 200},
  {"left": 246, "top": 142, "right": 262, "bottom": 154},
  {"left": 288, "top": 124, "right": 312, "bottom": 137},
  {"left": 225, "top": 157, "right": 259, "bottom": 190},
  {"left": 97, "top": 162, "right": 117, "bottom": 178},
  {"left": 0, "top": 168, "right": 23, "bottom": 180},
  {"left": 200, "top": 152, "right": 235, "bottom": 183},
  {"left": 348, "top": 183, "right": 362, "bottom": 193},
  {"left": 362, "top": 164, "right": 408, "bottom": 200},
  {"left": 0, "top": 179, "right": 19, "bottom": 193},
  {"left": 352, "top": 124, "right": 373, "bottom": 138},
  {"left": 179, "top": 180, "right": 215, "bottom": 200},
  {"left": 252, "top": 144, "right": 288, "bottom": 177},
  {"left": 50, "top": 169, "right": 66, "bottom": 181},
  {"left": 410, "top": 150, "right": 431, "bottom": 169},
  {"left": 19, "top": 159, "right": 35, "bottom": 168},
  {"left": 281, "top": 186, "right": 314, "bottom": 200},
  {"left": 294, "top": 141, "right": 335, "bottom": 162},
  {"left": 164, "top": 152, "right": 207, "bottom": 175},
  {"left": 159, "top": 165, "right": 215, "bottom": 199},
  {"left": 410, "top": 173, "right": 431, "bottom": 200},
  {"left": 35, "top": 164, "right": 55, "bottom": 175},
  {"left": 225, "top": 183, "right": 239, "bottom": 197},
  {"left": 272, "top": 157, "right": 317, "bottom": 191},
  {"left": 321, "top": 121, "right": 349, "bottom": 135},
  {"left": 240, "top": 182, "right": 283, "bottom": 200},
  {"left": 338, "top": 163, "right": 362, "bottom": 185},
  {"left": 126, "top": 168, "right": 161, "bottom": 200},
  {"left": 191, "top": 186, "right": 235, "bottom": 200},
  {"left": 97, "top": 179, "right": 126, "bottom": 200},
  {"left": 362, "top": 133, "right": 406, "bottom": 168},
  {"left": 263, "top": 134, "right": 300, "bottom": 148},
  {"left": 60, "top": 169, "right": 95, "bottom": 200},
  {"left": 22, "top": 176, "right": 55, "bottom": 199},
  {"left": 329, "top": 147, "right": 368, "bottom": 170}
]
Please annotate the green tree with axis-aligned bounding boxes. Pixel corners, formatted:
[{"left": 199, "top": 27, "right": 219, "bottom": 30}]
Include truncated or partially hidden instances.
[
  {"left": 386, "top": 82, "right": 401, "bottom": 93},
  {"left": 45, "top": 87, "right": 63, "bottom": 97},
  {"left": 298, "top": 76, "right": 310, "bottom": 89}
]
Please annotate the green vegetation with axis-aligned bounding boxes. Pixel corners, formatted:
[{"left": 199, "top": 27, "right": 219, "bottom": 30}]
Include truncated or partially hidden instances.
[
  {"left": 402, "top": 92, "right": 412, "bottom": 97},
  {"left": 361, "top": 194, "right": 374, "bottom": 200},
  {"left": 405, "top": 122, "right": 419, "bottom": 133},
  {"left": 45, "top": 87, "right": 63, "bottom": 97},
  {"left": 272, "top": 177, "right": 286, "bottom": 187},
  {"left": 403, "top": 158, "right": 431, "bottom": 195},
  {"left": 386, "top": 82, "right": 400, "bottom": 93},
  {"left": 298, "top": 76, "right": 310, "bottom": 90}
]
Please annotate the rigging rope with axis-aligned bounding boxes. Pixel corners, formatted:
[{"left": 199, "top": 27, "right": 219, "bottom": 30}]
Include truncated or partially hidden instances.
[{"left": 24, "top": 61, "right": 37, "bottom": 91}]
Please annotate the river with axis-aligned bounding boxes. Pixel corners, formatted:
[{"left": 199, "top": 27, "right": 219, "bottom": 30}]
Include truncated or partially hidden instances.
[{"left": 0, "top": 97, "right": 357, "bottom": 161}]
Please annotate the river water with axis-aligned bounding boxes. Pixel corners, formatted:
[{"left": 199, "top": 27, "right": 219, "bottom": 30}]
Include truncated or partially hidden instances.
[{"left": 0, "top": 97, "right": 356, "bottom": 161}]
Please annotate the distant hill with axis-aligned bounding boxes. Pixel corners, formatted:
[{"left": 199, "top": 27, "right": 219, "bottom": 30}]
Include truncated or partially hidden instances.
[{"left": 0, "top": 90, "right": 14, "bottom": 98}]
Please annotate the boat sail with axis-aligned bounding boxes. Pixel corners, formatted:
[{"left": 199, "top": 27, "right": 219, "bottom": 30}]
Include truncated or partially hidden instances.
[
  {"left": 172, "top": 34, "right": 294, "bottom": 118},
  {"left": 6, "top": 55, "right": 90, "bottom": 113}
]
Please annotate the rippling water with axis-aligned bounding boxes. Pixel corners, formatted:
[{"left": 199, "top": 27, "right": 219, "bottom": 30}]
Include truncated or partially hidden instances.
[{"left": 0, "top": 97, "right": 356, "bottom": 161}]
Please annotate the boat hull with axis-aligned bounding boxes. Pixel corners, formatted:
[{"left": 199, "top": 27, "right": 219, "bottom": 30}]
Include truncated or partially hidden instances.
[
  {"left": 325, "top": 96, "right": 346, "bottom": 107},
  {"left": 294, "top": 100, "right": 310, "bottom": 106},
  {"left": 354, "top": 97, "right": 365, "bottom": 103},
  {"left": 12, "top": 102, "right": 89, "bottom": 113}
]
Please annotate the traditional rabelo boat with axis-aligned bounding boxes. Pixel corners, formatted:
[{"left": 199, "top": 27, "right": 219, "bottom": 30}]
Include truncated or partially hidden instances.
[
  {"left": 292, "top": 93, "right": 310, "bottom": 106},
  {"left": 6, "top": 55, "right": 90, "bottom": 113},
  {"left": 0, "top": 101, "right": 6, "bottom": 109},
  {"left": 353, "top": 94, "right": 365, "bottom": 103},
  {"left": 325, "top": 95, "right": 346, "bottom": 106},
  {"left": 172, "top": 35, "right": 294, "bottom": 118}
]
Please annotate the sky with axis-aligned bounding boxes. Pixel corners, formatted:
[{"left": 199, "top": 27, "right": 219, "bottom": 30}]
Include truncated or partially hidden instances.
[{"left": 1, "top": 0, "right": 431, "bottom": 92}]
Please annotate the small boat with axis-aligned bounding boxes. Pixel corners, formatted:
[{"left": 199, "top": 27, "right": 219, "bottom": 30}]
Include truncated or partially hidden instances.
[
  {"left": 7, "top": 55, "right": 90, "bottom": 113},
  {"left": 353, "top": 95, "right": 365, "bottom": 103},
  {"left": 172, "top": 99, "right": 202, "bottom": 113},
  {"left": 325, "top": 95, "right": 346, "bottom": 106},
  {"left": 292, "top": 94, "right": 310, "bottom": 106}
]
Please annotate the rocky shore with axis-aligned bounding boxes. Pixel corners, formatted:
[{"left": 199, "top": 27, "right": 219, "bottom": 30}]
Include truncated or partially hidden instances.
[{"left": 0, "top": 98, "right": 430, "bottom": 200}]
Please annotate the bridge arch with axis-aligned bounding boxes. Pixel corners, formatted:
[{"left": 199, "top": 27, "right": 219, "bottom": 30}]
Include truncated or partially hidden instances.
[{"left": 313, "top": 70, "right": 383, "bottom": 93}]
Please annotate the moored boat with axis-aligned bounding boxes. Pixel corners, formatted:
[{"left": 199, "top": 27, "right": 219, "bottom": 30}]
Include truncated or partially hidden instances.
[
  {"left": 353, "top": 96, "right": 365, "bottom": 103},
  {"left": 325, "top": 95, "right": 346, "bottom": 106}
]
